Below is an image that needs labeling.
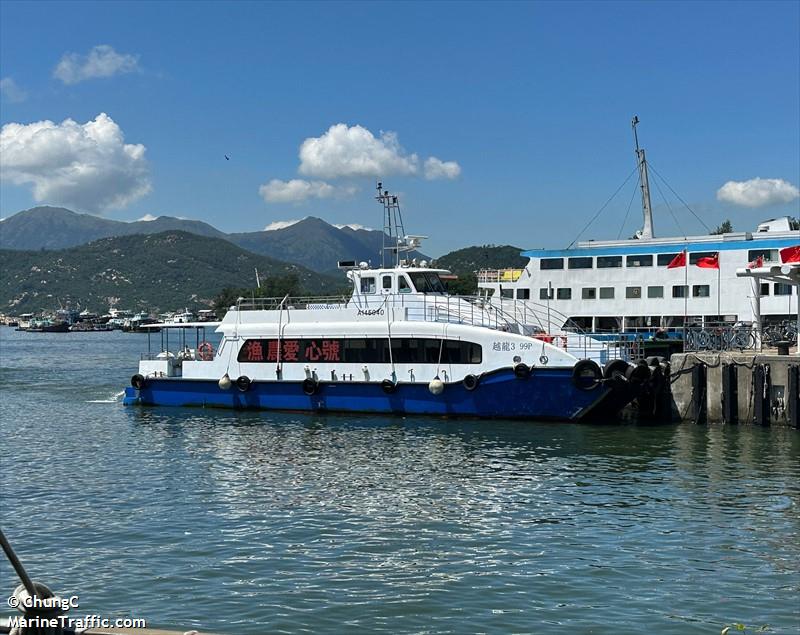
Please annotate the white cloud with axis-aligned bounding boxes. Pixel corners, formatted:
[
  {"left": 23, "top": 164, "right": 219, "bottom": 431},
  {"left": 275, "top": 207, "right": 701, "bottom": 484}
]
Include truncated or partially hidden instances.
[
  {"left": 0, "top": 113, "right": 151, "bottom": 213},
  {"left": 258, "top": 178, "right": 356, "bottom": 204},
  {"left": 298, "top": 124, "right": 420, "bottom": 179},
  {"left": 424, "top": 156, "right": 461, "bottom": 180},
  {"left": 334, "top": 223, "right": 374, "bottom": 231},
  {"left": 716, "top": 177, "right": 800, "bottom": 208},
  {"left": 263, "top": 218, "right": 305, "bottom": 231},
  {"left": 0, "top": 77, "right": 27, "bottom": 103},
  {"left": 53, "top": 45, "right": 140, "bottom": 85},
  {"left": 138, "top": 214, "right": 158, "bottom": 221}
]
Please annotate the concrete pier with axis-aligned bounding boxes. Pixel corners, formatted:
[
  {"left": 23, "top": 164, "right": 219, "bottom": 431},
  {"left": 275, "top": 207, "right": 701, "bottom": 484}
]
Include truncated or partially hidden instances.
[{"left": 669, "top": 351, "right": 800, "bottom": 426}]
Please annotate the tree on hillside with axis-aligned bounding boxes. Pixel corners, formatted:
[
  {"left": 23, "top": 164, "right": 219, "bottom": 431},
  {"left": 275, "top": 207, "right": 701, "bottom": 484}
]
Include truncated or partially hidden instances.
[
  {"left": 710, "top": 219, "right": 734, "bottom": 234},
  {"left": 213, "top": 274, "right": 302, "bottom": 317}
]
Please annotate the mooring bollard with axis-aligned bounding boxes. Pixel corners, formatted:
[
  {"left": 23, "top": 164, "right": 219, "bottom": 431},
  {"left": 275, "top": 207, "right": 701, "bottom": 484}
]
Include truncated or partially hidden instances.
[{"left": 721, "top": 363, "right": 738, "bottom": 425}]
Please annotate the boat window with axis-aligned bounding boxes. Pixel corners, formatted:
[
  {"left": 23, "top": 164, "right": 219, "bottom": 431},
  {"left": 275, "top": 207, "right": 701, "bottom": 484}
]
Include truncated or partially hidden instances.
[
  {"left": 238, "top": 338, "right": 482, "bottom": 364},
  {"left": 597, "top": 256, "right": 622, "bottom": 268},
  {"left": 540, "top": 258, "right": 564, "bottom": 270},
  {"left": 774, "top": 283, "right": 793, "bottom": 296},
  {"left": 626, "top": 286, "right": 642, "bottom": 299},
  {"left": 627, "top": 255, "right": 653, "bottom": 267},
  {"left": 409, "top": 272, "right": 447, "bottom": 294},
  {"left": 568, "top": 257, "right": 593, "bottom": 269},
  {"left": 599, "top": 287, "right": 614, "bottom": 299},
  {"left": 382, "top": 275, "right": 393, "bottom": 290},
  {"left": 360, "top": 277, "right": 376, "bottom": 294},
  {"left": 658, "top": 253, "right": 680, "bottom": 266},
  {"left": 556, "top": 288, "right": 571, "bottom": 300},
  {"left": 692, "top": 285, "right": 710, "bottom": 298},
  {"left": 500, "top": 289, "right": 513, "bottom": 299},
  {"left": 564, "top": 316, "right": 593, "bottom": 330},
  {"left": 398, "top": 275, "right": 412, "bottom": 294},
  {"left": 672, "top": 285, "right": 688, "bottom": 298},
  {"left": 581, "top": 288, "right": 596, "bottom": 299},
  {"left": 647, "top": 286, "right": 664, "bottom": 298},
  {"left": 748, "top": 249, "right": 779, "bottom": 263},
  {"left": 760, "top": 283, "right": 770, "bottom": 296},
  {"left": 539, "top": 288, "right": 553, "bottom": 300},
  {"left": 516, "top": 289, "right": 530, "bottom": 299}
]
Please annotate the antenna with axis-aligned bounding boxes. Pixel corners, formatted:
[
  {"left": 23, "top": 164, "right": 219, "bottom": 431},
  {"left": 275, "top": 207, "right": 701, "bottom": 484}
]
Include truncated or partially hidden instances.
[
  {"left": 632, "top": 115, "right": 654, "bottom": 239},
  {"left": 376, "top": 182, "right": 407, "bottom": 267}
]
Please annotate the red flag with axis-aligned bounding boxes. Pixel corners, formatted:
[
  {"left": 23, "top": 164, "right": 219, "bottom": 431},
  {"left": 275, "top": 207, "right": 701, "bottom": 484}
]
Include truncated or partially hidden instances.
[
  {"left": 780, "top": 245, "right": 800, "bottom": 263},
  {"left": 666, "top": 250, "right": 686, "bottom": 268},
  {"left": 747, "top": 255, "right": 764, "bottom": 268},
  {"left": 696, "top": 252, "right": 720, "bottom": 269}
]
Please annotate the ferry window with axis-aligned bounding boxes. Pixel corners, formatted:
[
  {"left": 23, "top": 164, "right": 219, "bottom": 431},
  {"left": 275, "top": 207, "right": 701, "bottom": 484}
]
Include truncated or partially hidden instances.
[
  {"left": 597, "top": 256, "right": 622, "bottom": 268},
  {"left": 692, "top": 285, "right": 710, "bottom": 298},
  {"left": 672, "top": 285, "right": 688, "bottom": 298},
  {"left": 582, "top": 288, "right": 596, "bottom": 300},
  {"left": 647, "top": 286, "right": 664, "bottom": 298},
  {"left": 626, "top": 286, "right": 642, "bottom": 299},
  {"left": 540, "top": 258, "right": 564, "bottom": 270},
  {"left": 360, "top": 277, "right": 376, "bottom": 294},
  {"left": 599, "top": 287, "right": 614, "bottom": 299},
  {"left": 568, "top": 257, "right": 593, "bottom": 269},
  {"left": 658, "top": 253, "right": 680, "bottom": 266},
  {"left": 774, "top": 283, "right": 793, "bottom": 296},
  {"left": 689, "top": 252, "right": 716, "bottom": 265},
  {"left": 409, "top": 272, "right": 446, "bottom": 293},
  {"left": 398, "top": 276, "right": 412, "bottom": 294},
  {"left": 627, "top": 255, "right": 653, "bottom": 267},
  {"left": 539, "top": 288, "right": 553, "bottom": 300},
  {"left": 500, "top": 289, "right": 513, "bottom": 299},
  {"left": 557, "top": 288, "right": 571, "bottom": 300},
  {"left": 382, "top": 275, "right": 392, "bottom": 290},
  {"left": 760, "top": 283, "right": 770, "bottom": 296},
  {"left": 748, "top": 249, "right": 779, "bottom": 263},
  {"left": 516, "top": 289, "right": 530, "bottom": 299}
]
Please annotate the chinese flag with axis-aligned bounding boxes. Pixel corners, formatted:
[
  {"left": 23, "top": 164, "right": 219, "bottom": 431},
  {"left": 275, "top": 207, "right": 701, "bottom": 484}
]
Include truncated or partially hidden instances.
[
  {"left": 780, "top": 245, "right": 800, "bottom": 263},
  {"left": 747, "top": 255, "right": 764, "bottom": 268},
  {"left": 696, "top": 252, "right": 720, "bottom": 269},
  {"left": 666, "top": 251, "right": 686, "bottom": 268}
]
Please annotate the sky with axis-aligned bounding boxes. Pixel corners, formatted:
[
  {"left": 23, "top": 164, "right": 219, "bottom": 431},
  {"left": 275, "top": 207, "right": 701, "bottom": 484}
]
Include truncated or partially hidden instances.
[{"left": 1, "top": 0, "right": 798, "bottom": 256}]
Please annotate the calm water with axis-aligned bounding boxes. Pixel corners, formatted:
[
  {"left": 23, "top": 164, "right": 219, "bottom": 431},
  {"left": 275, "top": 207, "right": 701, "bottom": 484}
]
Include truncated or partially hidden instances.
[{"left": 1, "top": 328, "right": 798, "bottom": 634}]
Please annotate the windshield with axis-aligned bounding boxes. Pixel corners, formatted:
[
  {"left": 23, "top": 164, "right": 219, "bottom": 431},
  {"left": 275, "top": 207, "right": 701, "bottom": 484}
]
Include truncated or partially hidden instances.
[{"left": 409, "top": 272, "right": 446, "bottom": 294}]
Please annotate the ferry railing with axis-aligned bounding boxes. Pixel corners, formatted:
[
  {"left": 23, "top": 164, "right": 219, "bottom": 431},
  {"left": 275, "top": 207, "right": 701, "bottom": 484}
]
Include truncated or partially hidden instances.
[{"left": 684, "top": 325, "right": 759, "bottom": 352}]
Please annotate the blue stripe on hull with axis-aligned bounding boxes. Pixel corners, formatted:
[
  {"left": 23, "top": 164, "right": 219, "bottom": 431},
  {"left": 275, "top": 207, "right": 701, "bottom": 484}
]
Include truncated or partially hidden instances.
[{"left": 124, "top": 368, "right": 609, "bottom": 421}]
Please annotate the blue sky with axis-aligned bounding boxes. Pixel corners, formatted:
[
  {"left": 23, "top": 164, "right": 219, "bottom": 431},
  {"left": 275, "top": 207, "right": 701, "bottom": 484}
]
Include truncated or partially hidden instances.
[{"left": 1, "top": 0, "right": 798, "bottom": 255}]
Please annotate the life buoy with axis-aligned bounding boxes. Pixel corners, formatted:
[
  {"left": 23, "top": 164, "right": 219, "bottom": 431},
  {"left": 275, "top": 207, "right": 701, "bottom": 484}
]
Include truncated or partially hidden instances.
[
  {"left": 302, "top": 378, "right": 318, "bottom": 395},
  {"left": 198, "top": 341, "right": 214, "bottom": 361},
  {"left": 463, "top": 374, "right": 479, "bottom": 391},
  {"left": 381, "top": 379, "right": 397, "bottom": 394},
  {"left": 513, "top": 363, "right": 530, "bottom": 379},
  {"left": 572, "top": 359, "right": 602, "bottom": 391},
  {"left": 131, "top": 373, "right": 146, "bottom": 390},
  {"left": 236, "top": 375, "right": 251, "bottom": 392}
]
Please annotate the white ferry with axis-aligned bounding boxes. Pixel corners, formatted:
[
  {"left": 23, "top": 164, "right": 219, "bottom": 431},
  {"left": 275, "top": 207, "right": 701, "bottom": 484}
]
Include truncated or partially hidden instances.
[
  {"left": 124, "top": 185, "right": 651, "bottom": 421},
  {"left": 477, "top": 118, "right": 799, "bottom": 337}
]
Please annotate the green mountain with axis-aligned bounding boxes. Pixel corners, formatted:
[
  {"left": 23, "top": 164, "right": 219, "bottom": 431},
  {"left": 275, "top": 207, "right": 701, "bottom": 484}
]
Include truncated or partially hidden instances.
[
  {"left": 0, "top": 231, "right": 344, "bottom": 315},
  {"left": 434, "top": 245, "right": 527, "bottom": 294}
]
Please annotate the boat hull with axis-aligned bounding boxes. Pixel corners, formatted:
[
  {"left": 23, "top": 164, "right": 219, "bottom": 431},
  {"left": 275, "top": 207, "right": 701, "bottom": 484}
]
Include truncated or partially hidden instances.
[{"left": 123, "top": 367, "right": 615, "bottom": 421}]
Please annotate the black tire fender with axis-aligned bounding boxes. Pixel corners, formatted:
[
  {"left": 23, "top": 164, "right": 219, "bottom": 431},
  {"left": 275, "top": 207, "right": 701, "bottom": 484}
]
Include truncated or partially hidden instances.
[
  {"left": 625, "top": 363, "right": 651, "bottom": 384},
  {"left": 463, "top": 374, "right": 479, "bottom": 391},
  {"left": 572, "top": 359, "right": 602, "bottom": 391},
  {"left": 236, "top": 375, "right": 252, "bottom": 392},
  {"left": 381, "top": 379, "right": 397, "bottom": 394},
  {"left": 513, "top": 363, "right": 530, "bottom": 379},
  {"left": 603, "top": 359, "right": 629, "bottom": 380},
  {"left": 302, "top": 378, "right": 318, "bottom": 395},
  {"left": 131, "top": 373, "right": 146, "bottom": 390}
]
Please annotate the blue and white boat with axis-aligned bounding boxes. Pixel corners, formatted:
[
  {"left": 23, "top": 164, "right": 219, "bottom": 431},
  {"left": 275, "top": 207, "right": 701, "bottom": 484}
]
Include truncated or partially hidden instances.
[{"left": 124, "top": 185, "right": 645, "bottom": 421}]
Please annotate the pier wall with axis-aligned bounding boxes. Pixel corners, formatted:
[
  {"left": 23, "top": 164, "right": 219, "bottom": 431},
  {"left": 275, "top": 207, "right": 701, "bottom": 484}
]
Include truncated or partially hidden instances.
[{"left": 669, "top": 352, "right": 800, "bottom": 426}]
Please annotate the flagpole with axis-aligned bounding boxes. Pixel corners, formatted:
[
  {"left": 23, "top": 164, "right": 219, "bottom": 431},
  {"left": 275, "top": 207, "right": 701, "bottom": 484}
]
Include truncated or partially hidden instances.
[
  {"left": 683, "top": 249, "right": 688, "bottom": 340},
  {"left": 717, "top": 259, "right": 721, "bottom": 322}
]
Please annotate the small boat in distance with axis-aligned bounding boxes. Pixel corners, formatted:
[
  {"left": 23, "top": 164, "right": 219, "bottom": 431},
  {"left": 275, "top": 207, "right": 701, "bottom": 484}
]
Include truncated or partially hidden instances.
[{"left": 124, "top": 184, "right": 650, "bottom": 421}]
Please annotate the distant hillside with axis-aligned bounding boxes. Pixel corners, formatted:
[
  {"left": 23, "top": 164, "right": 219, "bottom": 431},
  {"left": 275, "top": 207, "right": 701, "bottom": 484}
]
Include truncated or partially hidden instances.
[
  {"left": 0, "top": 207, "right": 426, "bottom": 274},
  {"left": 0, "top": 206, "right": 227, "bottom": 250},
  {"left": 435, "top": 245, "right": 527, "bottom": 294},
  {"left": 0, "top": 231, "right": 344, "bottom": 315}
]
